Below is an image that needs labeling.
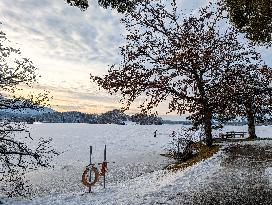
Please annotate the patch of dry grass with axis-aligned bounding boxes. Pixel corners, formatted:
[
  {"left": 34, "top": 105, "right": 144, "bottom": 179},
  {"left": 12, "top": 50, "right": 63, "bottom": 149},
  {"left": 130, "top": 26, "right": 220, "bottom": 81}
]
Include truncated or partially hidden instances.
[{"left": 164, "top": 143, "right": 220, "bottom": 171}]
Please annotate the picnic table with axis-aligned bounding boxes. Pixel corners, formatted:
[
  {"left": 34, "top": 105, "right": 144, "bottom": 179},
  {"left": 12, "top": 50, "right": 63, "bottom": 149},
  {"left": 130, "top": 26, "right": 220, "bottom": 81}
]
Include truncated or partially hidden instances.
[{"left": 220, "top": 131, "right": 247, "bottom": 139}]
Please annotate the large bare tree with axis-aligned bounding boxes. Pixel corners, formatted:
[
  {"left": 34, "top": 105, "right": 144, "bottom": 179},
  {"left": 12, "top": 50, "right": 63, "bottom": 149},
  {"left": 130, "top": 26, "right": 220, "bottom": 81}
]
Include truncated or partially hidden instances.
[{"left": 91, "top": 0, "right": 268, "bottom": 146}]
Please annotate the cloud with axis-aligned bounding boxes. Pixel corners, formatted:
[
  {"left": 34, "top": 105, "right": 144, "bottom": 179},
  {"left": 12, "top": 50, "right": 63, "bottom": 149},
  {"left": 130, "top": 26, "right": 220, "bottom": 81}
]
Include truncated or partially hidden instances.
[
  {"left": 1, "top": 0, "right": 271, "bottom": 114},
  {"left": 0, "top": 0, "right": 125, "bottom": 112},
  {"left": 0, "top": 0, "right": 123, "bottom": 64}
]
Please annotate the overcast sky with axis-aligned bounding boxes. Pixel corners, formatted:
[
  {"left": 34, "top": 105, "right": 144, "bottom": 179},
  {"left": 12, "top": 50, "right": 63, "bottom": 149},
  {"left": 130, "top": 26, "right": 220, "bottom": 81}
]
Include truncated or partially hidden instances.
[{"left": 0, "top": 0, "right": 271, "bottom": 116}]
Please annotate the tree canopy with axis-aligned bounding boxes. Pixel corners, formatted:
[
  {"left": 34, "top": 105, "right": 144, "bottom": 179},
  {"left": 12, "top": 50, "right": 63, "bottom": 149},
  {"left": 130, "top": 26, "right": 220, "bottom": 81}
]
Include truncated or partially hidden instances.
[
  {"left": 65, "top": 0, "right": 89, "bottom": 11},
  {"left": 65, "top": 0, "right": 141, "bottom": 13},
  {"left": 224, "top": 0, "right": 272, "bottom": 46}
]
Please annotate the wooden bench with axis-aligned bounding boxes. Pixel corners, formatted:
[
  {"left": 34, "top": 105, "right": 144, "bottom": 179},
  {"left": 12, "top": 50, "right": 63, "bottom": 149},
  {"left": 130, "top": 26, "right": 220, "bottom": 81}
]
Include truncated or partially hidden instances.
[{"left": 220, "top": 131, "right": 247, "bottom": 139}]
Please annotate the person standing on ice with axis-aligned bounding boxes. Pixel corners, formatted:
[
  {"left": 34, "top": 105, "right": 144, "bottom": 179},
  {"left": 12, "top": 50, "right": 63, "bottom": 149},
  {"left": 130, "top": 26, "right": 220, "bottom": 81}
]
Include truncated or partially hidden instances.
[{"left": 154, "top": 130, "right": 158, "bottom": 137}]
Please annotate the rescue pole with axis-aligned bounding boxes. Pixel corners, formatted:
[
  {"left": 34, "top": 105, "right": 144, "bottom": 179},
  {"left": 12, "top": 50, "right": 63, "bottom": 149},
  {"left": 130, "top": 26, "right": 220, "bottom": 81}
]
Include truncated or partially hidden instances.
[
  {"left": 89, "top": 146, "right": 92, "bottom": 193},
  {"left": 103, "top": 145, "right": 106, "bottom": 189}
]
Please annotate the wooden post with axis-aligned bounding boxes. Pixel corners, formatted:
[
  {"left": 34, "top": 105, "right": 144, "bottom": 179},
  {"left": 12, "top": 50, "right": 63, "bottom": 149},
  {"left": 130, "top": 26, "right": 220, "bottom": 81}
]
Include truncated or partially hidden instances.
[
  {"left": 177, "top": 140, "right": 180, "bottom": 157},
  {"left": 89, "top": 146, "right": 92, "bottom": 193},
  {"left": 103, "top": 145, "right": 106, "bottom": 189}
]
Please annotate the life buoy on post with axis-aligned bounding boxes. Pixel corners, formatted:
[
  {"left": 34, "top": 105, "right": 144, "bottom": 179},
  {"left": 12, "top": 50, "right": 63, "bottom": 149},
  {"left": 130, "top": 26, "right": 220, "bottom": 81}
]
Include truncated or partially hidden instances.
[{"left": 81, "top": 165, "right": 100, "bottom": 188}]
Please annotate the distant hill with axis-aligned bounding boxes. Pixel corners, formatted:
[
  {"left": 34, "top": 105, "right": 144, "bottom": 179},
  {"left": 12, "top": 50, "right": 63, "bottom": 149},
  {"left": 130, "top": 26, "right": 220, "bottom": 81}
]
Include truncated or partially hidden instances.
[{"left": 0, "top": 109, "right": 164, "bottom": 125}]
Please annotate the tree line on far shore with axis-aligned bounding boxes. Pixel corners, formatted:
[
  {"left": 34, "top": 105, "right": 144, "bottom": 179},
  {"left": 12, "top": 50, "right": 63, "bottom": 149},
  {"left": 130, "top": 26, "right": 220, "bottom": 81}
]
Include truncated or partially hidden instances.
[{"left": 0, "top": 109, "right": 164, "bottom": 125}]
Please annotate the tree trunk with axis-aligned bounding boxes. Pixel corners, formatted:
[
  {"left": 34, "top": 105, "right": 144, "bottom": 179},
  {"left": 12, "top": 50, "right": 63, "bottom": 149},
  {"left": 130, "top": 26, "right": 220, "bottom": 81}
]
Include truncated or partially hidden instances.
[
  {"left": 204, "top": 110, "right": 213, "bottom": 147},
  {"left": 246, "top": 107, "right": 257, "bottom": 139}
]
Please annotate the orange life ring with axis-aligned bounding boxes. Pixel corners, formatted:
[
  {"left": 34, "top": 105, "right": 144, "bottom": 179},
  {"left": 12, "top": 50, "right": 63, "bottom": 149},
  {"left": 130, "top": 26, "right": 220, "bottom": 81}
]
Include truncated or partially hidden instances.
[{"left": 81, "top": 165, "right": 100, "bottom": 188}]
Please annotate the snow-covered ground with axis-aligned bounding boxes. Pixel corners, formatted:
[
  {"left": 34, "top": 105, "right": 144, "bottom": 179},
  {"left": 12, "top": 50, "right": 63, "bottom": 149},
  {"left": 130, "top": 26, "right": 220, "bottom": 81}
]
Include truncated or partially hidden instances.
[{"left": 1, "top": 124, "right": 272, "bottom": 205}]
